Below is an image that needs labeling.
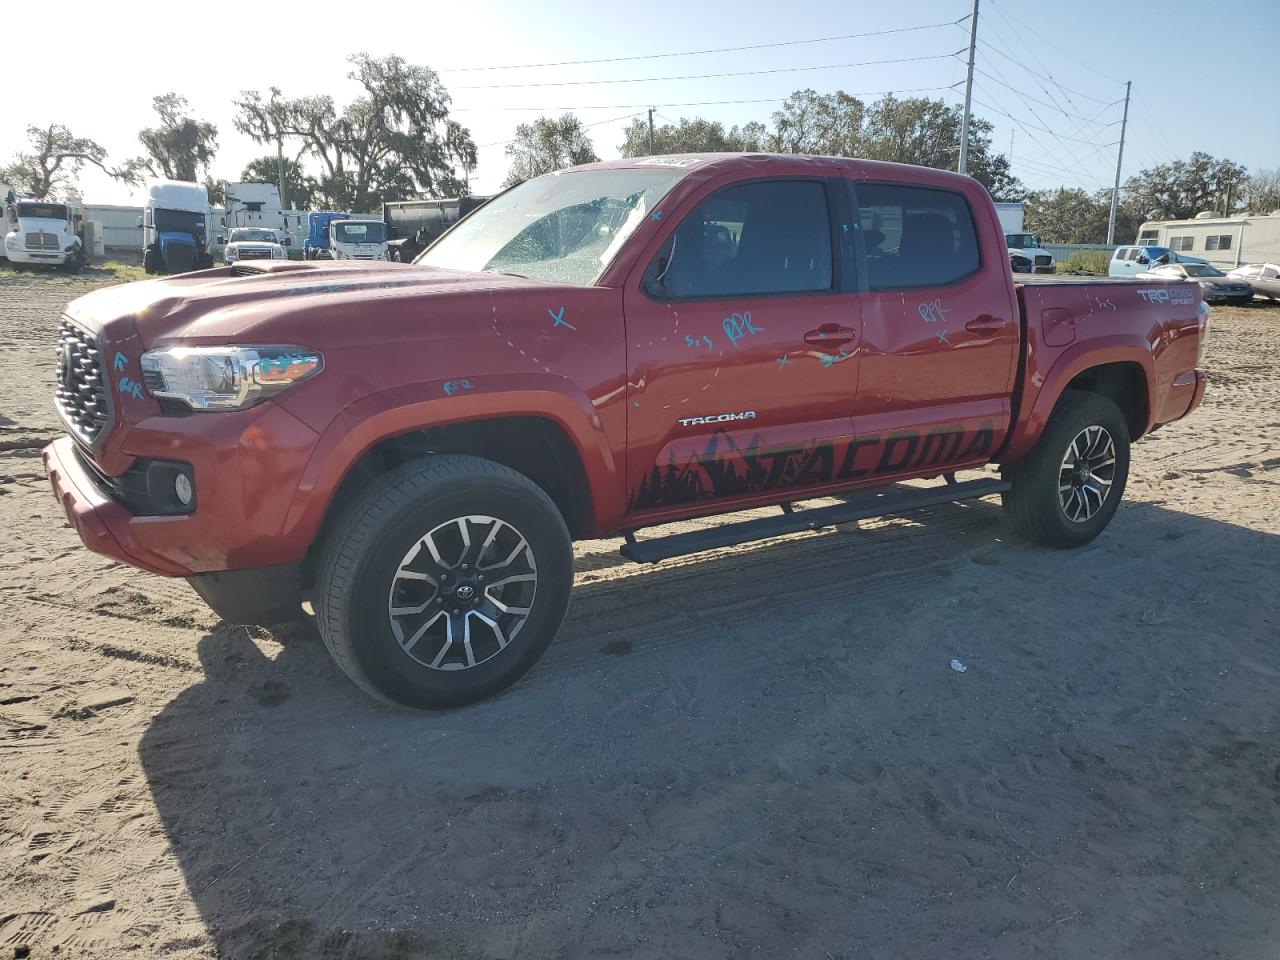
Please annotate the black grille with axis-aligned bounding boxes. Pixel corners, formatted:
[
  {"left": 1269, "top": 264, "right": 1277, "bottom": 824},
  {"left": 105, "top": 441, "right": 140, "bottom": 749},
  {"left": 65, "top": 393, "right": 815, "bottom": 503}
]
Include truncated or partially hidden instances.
[
  {"left": 1035, "top": 255, "right": 1052, "bottom": 266},
  {"left": 54, "top": 318, "right": 111, "bottom": 445}
]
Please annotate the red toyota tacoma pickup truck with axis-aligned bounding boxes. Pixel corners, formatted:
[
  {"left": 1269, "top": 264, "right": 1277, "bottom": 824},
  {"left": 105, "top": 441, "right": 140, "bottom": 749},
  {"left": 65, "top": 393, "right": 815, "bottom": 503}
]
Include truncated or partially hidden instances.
[{"left": 44, "top": 155, "right": 1208, "bottom": 709}]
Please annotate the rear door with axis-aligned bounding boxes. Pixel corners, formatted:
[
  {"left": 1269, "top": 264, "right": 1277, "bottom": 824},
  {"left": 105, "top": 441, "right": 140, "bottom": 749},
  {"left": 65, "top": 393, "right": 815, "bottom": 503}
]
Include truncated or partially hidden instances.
[
  {"left": 623, "top": 176, "right": 862, "bottom": 516},
  {"left": 846, "top": 179, "right": 1020, "bottom": 476}
]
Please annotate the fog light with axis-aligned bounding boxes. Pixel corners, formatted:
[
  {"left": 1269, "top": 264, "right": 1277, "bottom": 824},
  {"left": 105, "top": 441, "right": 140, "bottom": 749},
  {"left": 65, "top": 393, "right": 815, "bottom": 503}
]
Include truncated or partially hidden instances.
[{"left": 174, "top": 472, "right": 194, "bottom": 506}]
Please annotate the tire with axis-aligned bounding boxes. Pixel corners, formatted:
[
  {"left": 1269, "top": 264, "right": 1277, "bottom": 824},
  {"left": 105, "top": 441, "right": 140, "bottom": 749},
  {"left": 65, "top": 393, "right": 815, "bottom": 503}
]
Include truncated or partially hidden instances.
[
  {"left": 315, "top": 454, "right": 573, "bottom": 709},
  {"left": 63, "top": 248, "right": 85, "bottom": 274},
  {"left": 1002, "top": 390, "right": 1130, "bottom": 548},
  {"left": 143, "top": 246, "right": 162, "bottom": 275}
]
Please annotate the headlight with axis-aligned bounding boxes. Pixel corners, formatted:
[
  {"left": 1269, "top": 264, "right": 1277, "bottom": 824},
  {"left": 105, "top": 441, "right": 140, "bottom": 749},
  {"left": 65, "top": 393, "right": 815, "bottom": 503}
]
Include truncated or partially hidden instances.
[
  {"left": 4, "top": 235, "right": 18, "bottom": 249},
  {"left": 140, "top": 346, "right": 323, "bottom": 411},
  {"left": 272, "top": 247, "right": 284, "bottom": 259}
]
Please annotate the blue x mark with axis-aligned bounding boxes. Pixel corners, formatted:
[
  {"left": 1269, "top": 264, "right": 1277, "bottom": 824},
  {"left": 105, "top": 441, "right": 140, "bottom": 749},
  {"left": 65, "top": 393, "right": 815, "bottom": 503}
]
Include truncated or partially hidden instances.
[
  {"left": 776, "top": 355, "right": 791, "bottom": 369},
  {"left": 548, "top": 306, "right": 575, "bottom": 330}
]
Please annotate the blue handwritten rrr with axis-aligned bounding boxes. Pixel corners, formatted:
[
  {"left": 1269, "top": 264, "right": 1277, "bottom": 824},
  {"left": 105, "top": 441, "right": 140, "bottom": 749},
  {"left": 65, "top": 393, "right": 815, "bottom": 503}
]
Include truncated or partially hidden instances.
[
  {"left": 117, "top": 376, "right": 144, "bottom": 399},
  {"left": 722, "top": 311, "right": 762, "bottom": 346}
]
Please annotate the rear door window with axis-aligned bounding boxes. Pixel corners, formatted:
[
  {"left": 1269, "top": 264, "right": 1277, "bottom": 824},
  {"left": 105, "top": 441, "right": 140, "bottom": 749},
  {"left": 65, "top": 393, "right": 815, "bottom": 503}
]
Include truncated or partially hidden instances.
[{"left": 852, "top": 183, "right": 980, "bottom": 290}]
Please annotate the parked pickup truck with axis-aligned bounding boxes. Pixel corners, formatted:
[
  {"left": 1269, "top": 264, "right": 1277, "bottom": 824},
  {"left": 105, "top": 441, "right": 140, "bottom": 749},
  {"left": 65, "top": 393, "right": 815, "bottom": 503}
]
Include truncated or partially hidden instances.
[{"left": 43, "top": 155, "right": 1208, "bottom": 709}]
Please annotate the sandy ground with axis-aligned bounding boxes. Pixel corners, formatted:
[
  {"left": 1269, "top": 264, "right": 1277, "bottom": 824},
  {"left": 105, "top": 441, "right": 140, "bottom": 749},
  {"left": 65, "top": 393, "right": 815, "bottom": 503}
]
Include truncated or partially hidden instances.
[{"left": 1, "top": 269, "right": 1278, "bottom": 959}]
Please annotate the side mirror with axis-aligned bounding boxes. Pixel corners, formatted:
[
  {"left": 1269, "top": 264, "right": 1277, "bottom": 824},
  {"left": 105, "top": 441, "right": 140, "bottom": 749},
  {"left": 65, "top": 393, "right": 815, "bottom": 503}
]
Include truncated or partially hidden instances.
[
  {"left": 216, "top": 236, "right": 226, "bottom": 244},
  {"left": 281, "top": 237, "right": 291, "bottom": 246}
]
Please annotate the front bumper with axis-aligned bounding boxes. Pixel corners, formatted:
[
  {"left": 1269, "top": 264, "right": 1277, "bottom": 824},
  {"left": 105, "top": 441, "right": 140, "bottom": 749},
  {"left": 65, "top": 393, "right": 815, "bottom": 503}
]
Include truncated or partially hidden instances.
[
  {"left": 43, "top": 399, "right": 322, "bottom": 577},
  {"left": 6, "top": 248, "right": 73, "bottom": 264}
]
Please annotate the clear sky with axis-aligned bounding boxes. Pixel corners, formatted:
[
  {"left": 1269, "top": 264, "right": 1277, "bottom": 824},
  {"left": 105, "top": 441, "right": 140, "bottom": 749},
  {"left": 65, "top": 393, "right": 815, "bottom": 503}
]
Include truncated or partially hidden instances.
[{"left": 5, "top": 0, "right": 1277, "bottom": 206}]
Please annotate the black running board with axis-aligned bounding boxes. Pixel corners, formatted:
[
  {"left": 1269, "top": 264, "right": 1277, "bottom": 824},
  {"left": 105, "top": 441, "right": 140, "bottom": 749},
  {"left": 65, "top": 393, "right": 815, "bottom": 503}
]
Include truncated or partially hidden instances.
[{"left": 619, "top": 477, "right": 1011, "bottom": 564}]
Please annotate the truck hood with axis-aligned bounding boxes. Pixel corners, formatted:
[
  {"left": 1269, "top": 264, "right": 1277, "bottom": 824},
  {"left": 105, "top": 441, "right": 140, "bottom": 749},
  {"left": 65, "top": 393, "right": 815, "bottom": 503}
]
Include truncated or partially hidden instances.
[
  {"left": 11, "top": 217, "right": 71, "bottom": 235},
  {"left": 63, "top": 260, "right": 553, "bottom": 349}
]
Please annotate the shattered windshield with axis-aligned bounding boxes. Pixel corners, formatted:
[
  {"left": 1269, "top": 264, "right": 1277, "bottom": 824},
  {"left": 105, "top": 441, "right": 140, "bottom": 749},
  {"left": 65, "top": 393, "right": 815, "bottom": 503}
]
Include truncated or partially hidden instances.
[{"left": 417, "top": 168, "right": 686, "bottom": 286}]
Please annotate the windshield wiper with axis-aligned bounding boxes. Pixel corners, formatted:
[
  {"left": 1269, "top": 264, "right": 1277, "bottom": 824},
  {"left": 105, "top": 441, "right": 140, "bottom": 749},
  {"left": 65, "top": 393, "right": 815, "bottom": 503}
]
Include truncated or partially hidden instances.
[{"left": 495, "top": 270, "right": 530, "bottom": 279}]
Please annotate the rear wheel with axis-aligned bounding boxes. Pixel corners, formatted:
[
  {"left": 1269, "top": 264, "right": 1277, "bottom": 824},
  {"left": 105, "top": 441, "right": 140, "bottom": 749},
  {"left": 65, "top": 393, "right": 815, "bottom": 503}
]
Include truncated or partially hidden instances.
[
  {"left": 1002, "top": 391, "right": 1130, "bottom": 547},
  {"left": 315, "top": 455, "right": 573, "bottom": 709}
]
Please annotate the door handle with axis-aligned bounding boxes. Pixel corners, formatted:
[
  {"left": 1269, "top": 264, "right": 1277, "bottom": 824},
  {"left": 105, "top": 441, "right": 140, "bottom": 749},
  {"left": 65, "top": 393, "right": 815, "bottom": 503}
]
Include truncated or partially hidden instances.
[
  {"left": 804, "top": 324, "right": 857, "bottom": 345},
  {"left": 965, "top": 315, "right": 1007, "bottom": 337}
]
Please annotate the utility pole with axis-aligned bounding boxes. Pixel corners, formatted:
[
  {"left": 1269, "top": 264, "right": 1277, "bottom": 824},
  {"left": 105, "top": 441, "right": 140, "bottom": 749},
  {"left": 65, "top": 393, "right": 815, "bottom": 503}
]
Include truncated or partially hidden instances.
[
  {"left": 1106, "top": 80, "right": 1132, "bottom": 246},
  {"left": 648, "top": 108, "right": 655, "bottom": 156},
  {"left": 957, "top": 0, "right": 979, "bottom": 176},
  {"left": 276, "top": 134, "right": 286, "bottom": 210}
]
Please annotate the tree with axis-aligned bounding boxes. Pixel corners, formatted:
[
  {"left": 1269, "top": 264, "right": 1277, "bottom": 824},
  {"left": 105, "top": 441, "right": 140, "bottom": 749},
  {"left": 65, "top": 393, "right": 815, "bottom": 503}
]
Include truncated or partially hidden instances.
[
  {"left": 240, "top": 156, "right": 317, "bottom": 210},
  {"left": 135, "top": 93, "right": 218, "bottom": 182},
  {"left": 1245, "top": 168, "right": 1280, "bottom": 213},
  {"left": 0, "top": 123, "right": 140, "bottom": 198},
  {"left": 233, "top": 54, "right": 478, "bottom": 211},
  {"left": 858, "top": 94, "right": 1023, "bottom": 201},
  {"left": 503, "top": 114, "right": 598, "bottom": 187},
  {"left": 1124, "top": 152, "right": 1248, "bottom": 221},
  {"left": 620, "top": 116, "right": 760, "bottom": 157},
  {"left": 1022, "top": 187, "right": 1139, "bottom": 243}
]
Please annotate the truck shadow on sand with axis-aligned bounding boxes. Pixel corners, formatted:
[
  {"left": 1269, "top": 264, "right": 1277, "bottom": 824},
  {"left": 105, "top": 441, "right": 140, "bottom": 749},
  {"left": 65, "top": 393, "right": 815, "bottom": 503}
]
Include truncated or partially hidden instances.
[{"left": 138, "top": 497, "right": 1280, "bottom": 960}]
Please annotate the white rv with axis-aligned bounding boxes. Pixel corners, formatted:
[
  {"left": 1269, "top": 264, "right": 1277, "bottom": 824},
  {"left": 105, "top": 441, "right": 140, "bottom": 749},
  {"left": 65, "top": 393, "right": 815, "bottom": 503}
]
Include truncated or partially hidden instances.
[
  {"left": 222, "top": 183, "right": 293, "bottom": 248},
  {"left": 3, "top": 194, "right": 87, "bottom": 271},
  {"left": 141, "top": 180, "right": 213, "bottom": 274},
  {"left": 1135, "top": 210, "right": 1280, "bottom": 269}
]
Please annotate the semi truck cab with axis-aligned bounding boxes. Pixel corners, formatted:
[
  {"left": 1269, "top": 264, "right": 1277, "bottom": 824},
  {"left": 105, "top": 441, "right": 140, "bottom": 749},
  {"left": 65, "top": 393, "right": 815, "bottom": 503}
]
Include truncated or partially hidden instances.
[
  {"left": 141, "top": 180, "right": 213, "bottom": 275},
  {"left": 4, "top": 197, "right": 86, "bottom": 272}
]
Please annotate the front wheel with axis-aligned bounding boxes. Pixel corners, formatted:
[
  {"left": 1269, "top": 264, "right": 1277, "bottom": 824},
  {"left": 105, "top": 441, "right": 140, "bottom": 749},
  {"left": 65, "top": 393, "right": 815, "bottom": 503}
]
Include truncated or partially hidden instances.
[
  {"left": 1002, "top": 391, "right": 1130, "bottom": 548},
  {"left": 315, "top": 455, "right": 573, "bottom": 709}
]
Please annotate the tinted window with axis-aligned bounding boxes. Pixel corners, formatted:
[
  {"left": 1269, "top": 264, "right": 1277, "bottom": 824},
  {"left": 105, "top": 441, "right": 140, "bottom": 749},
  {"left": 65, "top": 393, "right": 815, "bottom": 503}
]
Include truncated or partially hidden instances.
[
  {"left": 1170, "top": 236, "right": 1195, "bottom": 251},
  {"left": 854, "top": 183, "right": 980, "bottom": 290},
  {"left": 645, "top": 180, "right": 833, "bottom": 299},
  {"left": 1205, "top": 234, "right": 1232, "bottom": 251}
]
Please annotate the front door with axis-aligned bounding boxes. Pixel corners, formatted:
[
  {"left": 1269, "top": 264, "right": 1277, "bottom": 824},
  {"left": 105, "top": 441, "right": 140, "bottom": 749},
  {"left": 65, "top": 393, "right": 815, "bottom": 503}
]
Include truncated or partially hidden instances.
[
  {"left": 848, "top": 179, "right": 1020, "bottom": 477},
  {"left": 623, "top": 177, "right": 861, "bottom": 519}
]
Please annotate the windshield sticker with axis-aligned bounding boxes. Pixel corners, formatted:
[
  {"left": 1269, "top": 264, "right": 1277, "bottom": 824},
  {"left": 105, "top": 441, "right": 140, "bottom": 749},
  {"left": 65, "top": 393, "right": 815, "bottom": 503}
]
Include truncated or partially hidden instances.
[{"left": 633, "top": 157, "right": 703, "bottom": 168}]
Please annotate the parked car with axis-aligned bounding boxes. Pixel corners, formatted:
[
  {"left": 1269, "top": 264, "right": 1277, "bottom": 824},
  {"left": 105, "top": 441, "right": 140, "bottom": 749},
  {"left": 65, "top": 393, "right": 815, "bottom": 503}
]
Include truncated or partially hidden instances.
[
  {"left": 44, "top": 154, "right": 1208, "bottom": 710},
  {"left": 1226, "top": 263, "right": 1280, "bottom": 301},
  {"left": 1109, "top": 245, "right": 1206, "bottom": 277},
  {"left": 1005, "top": 232, "right": 1055, "bottom": 273},
  {"left": 1136, "top": 262, "right": 1252, "bottom": 304},
  {"left": 219, "top": 227, "right": 287, "bottom": 265}
]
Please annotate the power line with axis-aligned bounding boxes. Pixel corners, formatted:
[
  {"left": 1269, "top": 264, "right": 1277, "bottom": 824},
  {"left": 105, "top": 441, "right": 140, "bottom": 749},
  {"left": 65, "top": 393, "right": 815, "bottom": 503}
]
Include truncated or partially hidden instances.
[
  {"left": 475, "top": 111, "right": 647, "bottom": 150},
  {"left": 969, "top": 90, "right": 1115, "bottom": 147},
  {"left": 985, "top": 0, "right": 1127, "bottom": 85},
  {"left": 974, "top": 39, "right": 1115, "bottom": 105},
  {"left": 454, "top": 52, "right": 959, "bottom": 90},
  {"left": 438, "top": 18, "right": 965, "bottom": 72},
  {"left": 969, "top": 63, "right": 1119, "bottom": 126},
  {"left": 449, "top": 86, "right": 956, "bottom": 113}
]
